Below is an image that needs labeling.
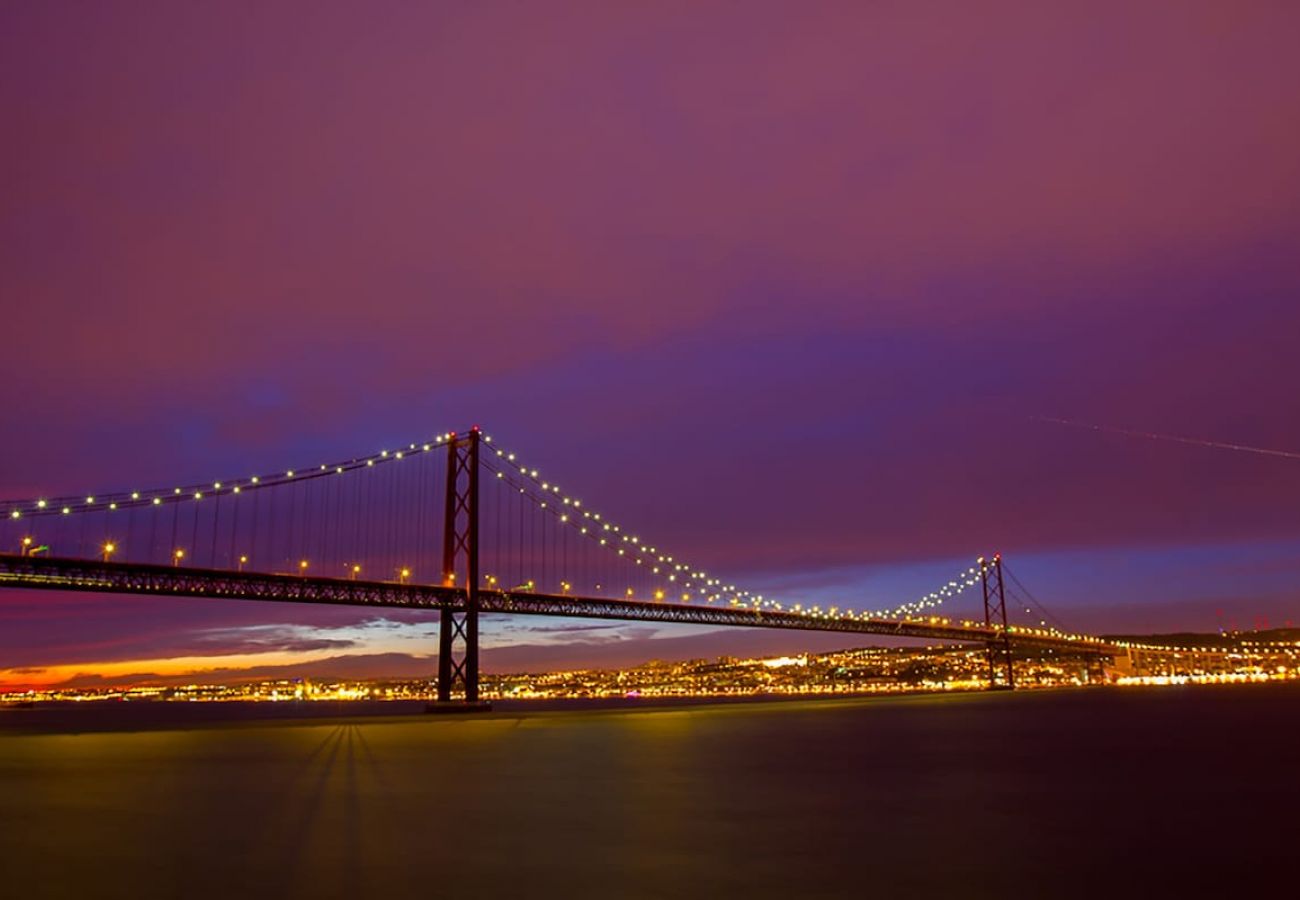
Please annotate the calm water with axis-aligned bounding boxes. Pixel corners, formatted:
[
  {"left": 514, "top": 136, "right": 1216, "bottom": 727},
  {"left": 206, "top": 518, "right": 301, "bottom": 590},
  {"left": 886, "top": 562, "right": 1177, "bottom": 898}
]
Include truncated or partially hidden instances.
[{"left": 1, "top": 683, "right": 1295, "bottom": 898}]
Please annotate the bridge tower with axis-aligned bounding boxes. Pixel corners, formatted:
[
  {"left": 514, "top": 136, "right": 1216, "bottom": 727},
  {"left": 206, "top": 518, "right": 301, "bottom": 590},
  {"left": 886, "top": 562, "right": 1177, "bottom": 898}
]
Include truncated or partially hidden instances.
[
  {"left": 980, "top": 555, "right": 1015, "bottom": 690},
  {"left": 438, "top": 428, "right": 481, "bottom": 703}
]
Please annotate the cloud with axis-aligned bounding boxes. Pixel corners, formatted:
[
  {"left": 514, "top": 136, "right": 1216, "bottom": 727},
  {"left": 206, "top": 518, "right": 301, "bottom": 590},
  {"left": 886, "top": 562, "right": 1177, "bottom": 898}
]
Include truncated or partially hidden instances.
[{"left": 181, "top": 626, "right": 359, "bottom": 656}]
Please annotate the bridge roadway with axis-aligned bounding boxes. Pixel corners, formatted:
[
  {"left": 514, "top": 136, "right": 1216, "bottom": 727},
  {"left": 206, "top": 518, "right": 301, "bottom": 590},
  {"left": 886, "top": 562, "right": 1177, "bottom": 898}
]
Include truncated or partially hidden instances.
[{"left": 0, "top": 554, "right": 1115, "bottom": 657}]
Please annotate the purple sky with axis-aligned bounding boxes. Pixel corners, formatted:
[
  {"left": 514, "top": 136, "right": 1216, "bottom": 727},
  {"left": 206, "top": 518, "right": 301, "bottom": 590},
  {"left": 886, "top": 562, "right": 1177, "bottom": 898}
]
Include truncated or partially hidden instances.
[{"left": 3, "top": 2, "right": 1300, "bottom": 688}]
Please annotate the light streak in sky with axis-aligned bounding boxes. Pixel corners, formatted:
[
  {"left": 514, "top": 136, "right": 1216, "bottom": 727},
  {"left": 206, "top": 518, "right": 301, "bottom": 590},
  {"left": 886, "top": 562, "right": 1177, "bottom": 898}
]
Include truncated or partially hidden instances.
[{"left": 1036, "top": 417, "right": 1300, "bottom": 461}]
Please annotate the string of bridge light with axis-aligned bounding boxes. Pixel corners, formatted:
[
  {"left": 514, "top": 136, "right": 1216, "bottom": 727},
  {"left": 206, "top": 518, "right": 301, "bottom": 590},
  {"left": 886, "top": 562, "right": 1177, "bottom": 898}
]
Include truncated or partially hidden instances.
[
  {"left": 885, "top": 564, "right": 983, "bottom": 620},
  {"left": 479, "top": 433, "right": 997, "bottom": 622},
  {"left": 4, "top": 426, "right": 770, "bottom": 610},
  {"left": 0, "top": 416, "right": 960, "bottom": 620},
  {"left": 480, "top": 434, "right": 758, "bottom": 607},
  {"left": 1, "top": 432, "right": 461, "bottom": 522},
  {"left": 483, "top": 432, "right": 937, "bottom": 620},
  {"left": 1, "top": 430, "right": 1101, "bottom": 638}
]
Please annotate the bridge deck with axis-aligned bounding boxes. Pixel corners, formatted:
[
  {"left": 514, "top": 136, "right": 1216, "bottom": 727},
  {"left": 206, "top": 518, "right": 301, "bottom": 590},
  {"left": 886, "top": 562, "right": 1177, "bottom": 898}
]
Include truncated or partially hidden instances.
[{"left": 0, "top": 554, "right": 1114, "bottom": 656}]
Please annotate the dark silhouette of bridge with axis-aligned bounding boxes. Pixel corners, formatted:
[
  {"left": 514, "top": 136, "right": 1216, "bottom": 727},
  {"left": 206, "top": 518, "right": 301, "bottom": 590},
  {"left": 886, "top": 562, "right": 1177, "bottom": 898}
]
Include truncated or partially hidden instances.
[{"left": 0, "top": 428, "right": 1115, "bottom": 701}]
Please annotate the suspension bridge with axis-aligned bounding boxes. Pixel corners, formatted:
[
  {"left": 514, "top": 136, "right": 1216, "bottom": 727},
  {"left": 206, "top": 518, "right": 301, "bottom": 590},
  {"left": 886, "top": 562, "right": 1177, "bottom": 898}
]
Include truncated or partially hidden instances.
[{"left": 0, "top": 428, "right": 1116, "bottom": 703}]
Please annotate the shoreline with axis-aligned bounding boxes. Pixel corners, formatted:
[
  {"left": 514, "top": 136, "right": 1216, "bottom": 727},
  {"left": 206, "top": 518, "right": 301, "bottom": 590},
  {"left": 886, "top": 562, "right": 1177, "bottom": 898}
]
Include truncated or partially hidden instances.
[{"left": 3, "top": 678, "right": 1293, "bottom": 737}]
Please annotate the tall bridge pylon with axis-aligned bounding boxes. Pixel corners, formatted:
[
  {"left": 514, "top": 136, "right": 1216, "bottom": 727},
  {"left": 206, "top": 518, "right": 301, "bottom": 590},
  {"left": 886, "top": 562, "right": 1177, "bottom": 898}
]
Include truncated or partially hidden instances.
[
  {"left": 439, "top": 428, "right": 480, "bottom": 703},
  {"left": 980, "top": 554, "right": 1015, "bottom": 689}
]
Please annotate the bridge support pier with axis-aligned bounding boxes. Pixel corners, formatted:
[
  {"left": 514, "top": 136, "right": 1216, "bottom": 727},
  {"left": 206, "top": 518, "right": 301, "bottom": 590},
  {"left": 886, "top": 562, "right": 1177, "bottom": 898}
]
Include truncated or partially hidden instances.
[
  {"left": 980, "top": 555, "right": 1015, "bottom": 690},
  {"left": 435, "top": 428, "right": 486, "bottom": 707}
]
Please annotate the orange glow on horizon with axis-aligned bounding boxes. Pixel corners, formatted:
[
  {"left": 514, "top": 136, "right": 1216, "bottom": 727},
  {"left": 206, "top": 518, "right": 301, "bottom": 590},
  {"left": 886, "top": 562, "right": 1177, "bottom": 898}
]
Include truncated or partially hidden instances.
[{"left": 0, "top": 646, "right": 431, "bottom": 692}]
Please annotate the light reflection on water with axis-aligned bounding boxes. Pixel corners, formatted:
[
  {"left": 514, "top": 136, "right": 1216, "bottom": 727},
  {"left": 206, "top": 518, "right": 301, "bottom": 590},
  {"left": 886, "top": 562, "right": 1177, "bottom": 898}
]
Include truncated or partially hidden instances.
[{"left": 1, "top": 683, "right": 1296, "bottom": 898}]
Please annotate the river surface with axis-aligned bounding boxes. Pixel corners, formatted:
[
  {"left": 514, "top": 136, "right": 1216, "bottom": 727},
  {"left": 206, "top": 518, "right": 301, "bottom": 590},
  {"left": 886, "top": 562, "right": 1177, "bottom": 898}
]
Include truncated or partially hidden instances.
[{"left": 1, "top": 683, "right": 1295, "bottom": 898}]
